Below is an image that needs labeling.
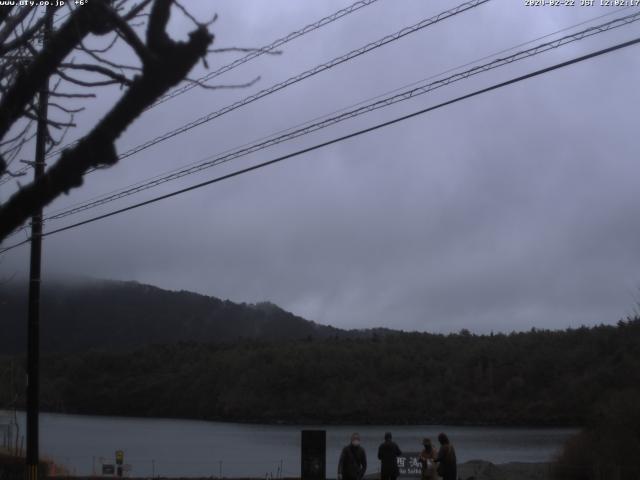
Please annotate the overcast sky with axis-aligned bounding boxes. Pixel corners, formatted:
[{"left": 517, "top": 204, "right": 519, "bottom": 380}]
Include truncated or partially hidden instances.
[{"left": 1, "top": 0, "right": 639, "bottom": 333}]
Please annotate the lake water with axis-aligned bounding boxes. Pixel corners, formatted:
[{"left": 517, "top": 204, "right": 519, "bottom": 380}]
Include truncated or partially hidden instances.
[{"left": 6, "top": 411, "right": 576, "bottom": 477}]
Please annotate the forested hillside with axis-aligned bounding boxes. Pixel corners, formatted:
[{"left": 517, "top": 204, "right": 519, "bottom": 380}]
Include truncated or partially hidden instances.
[
  {"left": 2, "top": 318, "right": 638, "bottom": 426},
  {"left": 0, "top": 279, "right": 346, "bottom": 354}
]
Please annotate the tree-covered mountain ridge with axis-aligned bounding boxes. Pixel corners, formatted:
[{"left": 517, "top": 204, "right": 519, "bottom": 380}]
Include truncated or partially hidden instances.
[
  {"left": 0, "top": 277, "right": 367, "bottom": 354},
  {"left": 1, "top": 278, "right": 639, "bottom": 426}
]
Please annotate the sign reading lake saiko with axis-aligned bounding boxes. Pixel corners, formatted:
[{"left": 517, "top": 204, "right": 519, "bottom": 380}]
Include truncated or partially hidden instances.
[{"left": 397, "top": 453, "right": 421, "bottom": 477}]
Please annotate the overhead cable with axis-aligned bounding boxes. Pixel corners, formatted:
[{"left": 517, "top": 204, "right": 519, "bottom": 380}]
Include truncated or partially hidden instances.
[{"left": 2, "top": 34, "right": 638, "bottom": 254}]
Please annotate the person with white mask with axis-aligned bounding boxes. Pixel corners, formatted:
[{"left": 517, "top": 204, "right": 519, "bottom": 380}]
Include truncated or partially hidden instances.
[{"left": 338, "top": 432, "right": 367, "bottom": 480}]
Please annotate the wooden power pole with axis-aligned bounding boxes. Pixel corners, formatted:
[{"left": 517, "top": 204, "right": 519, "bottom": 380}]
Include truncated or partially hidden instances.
[{"left": 26, "top": 10, "right": 52, "bottom": 480}]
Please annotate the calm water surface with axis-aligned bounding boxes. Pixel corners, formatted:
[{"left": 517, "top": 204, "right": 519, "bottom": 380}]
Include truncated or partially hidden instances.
[{"left": 8, "top": 412, "right": 576, "bottom": 477}]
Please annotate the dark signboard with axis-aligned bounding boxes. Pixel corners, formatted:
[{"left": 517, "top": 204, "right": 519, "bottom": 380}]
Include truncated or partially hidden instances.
[
  {"left": 301, "top": 430, "right": 326, "bottom": 480},
  {"left": 397, "top": 452, "right": 422, "bottom": 477},
  {"left": 102, "top": 464, "right": 115, "bottom": 475}
]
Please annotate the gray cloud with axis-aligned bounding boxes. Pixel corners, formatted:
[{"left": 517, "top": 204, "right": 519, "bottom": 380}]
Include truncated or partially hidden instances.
[{"left": 2, "top": 0, "right": 639, "bottom": 333}]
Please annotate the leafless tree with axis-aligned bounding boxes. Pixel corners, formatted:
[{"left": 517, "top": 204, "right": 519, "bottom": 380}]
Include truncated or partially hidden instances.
[{"left": 0, "top": 0, "right": 223, "bottom": 242}]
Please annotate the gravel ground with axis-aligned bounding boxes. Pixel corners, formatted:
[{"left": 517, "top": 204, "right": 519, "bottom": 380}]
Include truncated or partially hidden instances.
[{"left": 458, "top": 460, "right": 551, "bottom": 480}]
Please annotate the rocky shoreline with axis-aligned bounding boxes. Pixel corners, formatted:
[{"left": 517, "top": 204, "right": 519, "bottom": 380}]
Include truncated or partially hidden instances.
[{"left": 458, "top": 460, "right": 551, "bottom": 480}]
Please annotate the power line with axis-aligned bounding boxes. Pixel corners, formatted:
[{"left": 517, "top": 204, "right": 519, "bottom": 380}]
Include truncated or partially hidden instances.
[
  {"left": 1, "top": 0, "right": 489, "bottom": 188},
  {"left": 34, "top": 5, "right": 636, "bottom": 221},
  {"left": 70, "top": 0, "right": 490, "bottom": 174},
  {"left": 40, "top": 0, "right": 383, "bottom": 163},
  {"left": 3, "top": 5, "right": 636, "bottom": 236},
  {"left": 2, "top": 35, "right": 638, "bottom": 255},
  {"left": 150, "top": 0, "right": 382, "bottom": 109},
  {"left": 30, "top": 10, "right": 640, "bottom": 226},
  {"left": 0, "top": 164, "right": 30, "bottom": 185},
  {"left": 4, "top": 8, "right": 637, "bottom": 243}
]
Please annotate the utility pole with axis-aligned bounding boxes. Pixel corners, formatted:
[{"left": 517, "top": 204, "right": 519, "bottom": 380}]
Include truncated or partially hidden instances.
[{"left": 26, "top": 9, "right": 52, "bottom": 480}]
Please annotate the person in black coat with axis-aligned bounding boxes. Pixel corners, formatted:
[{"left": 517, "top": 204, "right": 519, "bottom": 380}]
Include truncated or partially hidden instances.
[
  {"left": 338, "top": 433, "right": 367, "bottom": 480},
  {"left": 435, "top": 432, "right": 457, "bottom": 480},
  {"left": 377, "top": 432, "right": 402, "bottom": 480}
]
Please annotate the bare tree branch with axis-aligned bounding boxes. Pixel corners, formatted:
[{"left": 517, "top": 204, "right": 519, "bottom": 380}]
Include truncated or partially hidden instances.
[
  {"left": 49, "top": 91, "right": 96, "bottom": 99},
  {"left": 122, "top": 0, "right": 154, "bottom": 21},
  {"left": 61, "top": 62, "right": 134, "bottom": 84},
  {"left": 0, "top": 9, "right": 53, "bottom": 56},
  {"left": 77, "top": 32, "right": 119, "bottom": 54},
  {"left": 0, "top": 120, "right": 34, "bottom": 147},
  {"left": 0, "top": 7, "right": 15, "bottom": 27},
  {"left": 23, "top": 109, "right": 76, "bottom": 129},
  {"left": 0, "top": 1, "right": 110, "bottom": 143},
  {"left": 173, "top": 1, "right": 201, "bottom": 28},
  {"left": 76, "top": 40, "right": 141, "bottom": 71},
  {"left": 48, "top": 102, "right": 85, "bottom": 114},
  {"left": 183, "top": 74, "right": 260, "bottom": 91},
  {"left": 56, "top": 68, "right": 129, "bottom": 87},
  {"left": 0, "top": 8, "right": 32, "bottom": 45},
  {"left": 109, "top": 13, "right": 154, "bottom": 65},
  {"left": 3, "top": 168, "right": 28, "bottom": 179},
  {"left": 0, "top": 0, "right": 214, "bottom": 241}
]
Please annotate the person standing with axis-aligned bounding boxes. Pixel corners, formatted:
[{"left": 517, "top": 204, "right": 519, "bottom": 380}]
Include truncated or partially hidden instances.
[
  {"left": 338, "top": 433, "right": 367, "bottom": 480},
  {"left": 418, "top": 438, "right": 437, "bottom": 480},
  {"left": 377, "top": 432, "right": 402, "bottom": 480},
  {"left": 435, "top": 433, "right": 456, "bottom": 480}
]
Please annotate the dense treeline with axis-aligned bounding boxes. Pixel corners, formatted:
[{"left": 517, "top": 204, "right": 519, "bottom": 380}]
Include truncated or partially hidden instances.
[
  {"left": 553, "top": 389, "right": 640, "bottom": 479},
  {"left": 2, "top": 318, "right": 639, "bottom": 426}
]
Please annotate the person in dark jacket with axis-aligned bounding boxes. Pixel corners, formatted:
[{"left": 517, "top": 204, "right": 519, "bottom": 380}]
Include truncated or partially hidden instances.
[
  {"left": 377, "top": 432, "right": 402, "bottom": 480},
  {"left": 435, "top": 433, "right": 457, "bottom": 480},
  {"left": 338, "top": 433, "right": 367, "bottom": 480}
]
